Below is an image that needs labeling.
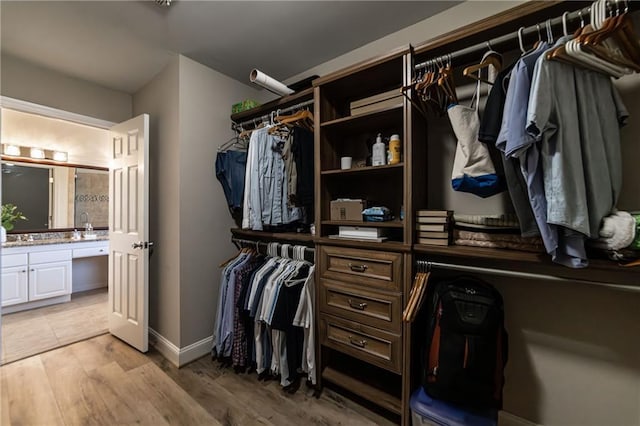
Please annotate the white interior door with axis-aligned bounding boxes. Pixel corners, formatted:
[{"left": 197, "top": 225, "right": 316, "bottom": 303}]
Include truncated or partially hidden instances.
[{"left": 108, "top": 114, "right": 150, "bottom": 352}]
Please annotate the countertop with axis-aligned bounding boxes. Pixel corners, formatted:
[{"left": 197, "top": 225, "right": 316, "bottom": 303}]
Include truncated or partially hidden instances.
[{"left": 2, "top": 235, "right": 109, "bottom": 248}]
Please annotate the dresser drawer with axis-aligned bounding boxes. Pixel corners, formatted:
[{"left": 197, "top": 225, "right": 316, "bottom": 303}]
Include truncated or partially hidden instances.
[
  {"left": 73, "top": 245, "right": 108, "bottom": 258},
  {"left": 319, "top": 245, "right": 402, "bottom": 291},
  {"left": 29, "top": 250, "right": 72, "bottom": 265},
  {"left": 319, "top": 278, "right": 402, "bottom": 332},
  {"left": 2, "top": 253, "right": 28, "bottom": 268},
  {"left": 320, "top": 314, "right": 401, "bottom": 374}
]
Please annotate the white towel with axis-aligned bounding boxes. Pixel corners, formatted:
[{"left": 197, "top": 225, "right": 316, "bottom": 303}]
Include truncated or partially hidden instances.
[{"left": 592, "top": 211, "right": 636, "bottom": 250}]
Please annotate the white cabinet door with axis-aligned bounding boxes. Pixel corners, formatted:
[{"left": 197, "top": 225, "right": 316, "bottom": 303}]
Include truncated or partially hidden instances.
[
  {"left": 28, "top": 261, "right": 72, "bottom": 301},
  {"left": 1, "top": 266, "right": 28, "bottom": 307}
]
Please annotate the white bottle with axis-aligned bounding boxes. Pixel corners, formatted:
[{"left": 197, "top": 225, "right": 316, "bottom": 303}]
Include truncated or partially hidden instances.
[{"left": 372, "top": 133, "right": 386, "bottom": 166}]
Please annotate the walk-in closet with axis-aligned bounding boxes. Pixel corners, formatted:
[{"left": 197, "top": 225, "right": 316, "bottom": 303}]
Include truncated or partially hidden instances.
[{"left": 1, "top": 1, "right": 639, "bottom": 425}]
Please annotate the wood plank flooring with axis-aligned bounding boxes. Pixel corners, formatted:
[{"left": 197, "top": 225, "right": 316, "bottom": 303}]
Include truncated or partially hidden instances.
[
  {"left": 1, "top": 334, "right": 396, "bottom": 425},
  {"left": 1, "top": 288, "right": 108, "bottom": 364}
]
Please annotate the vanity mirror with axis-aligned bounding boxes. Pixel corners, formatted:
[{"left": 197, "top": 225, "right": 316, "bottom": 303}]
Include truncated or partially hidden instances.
[{"left": 1, "top": 160, "right": 108, "bottom": 232}]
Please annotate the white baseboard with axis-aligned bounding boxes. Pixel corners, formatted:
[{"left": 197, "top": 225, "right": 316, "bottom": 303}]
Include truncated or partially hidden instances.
[
  {"left": 499, "top": 411, "right": 540, "bottom": 426},
  {"left": 148, "top": 328, "right": 212, "bottom": 368}
]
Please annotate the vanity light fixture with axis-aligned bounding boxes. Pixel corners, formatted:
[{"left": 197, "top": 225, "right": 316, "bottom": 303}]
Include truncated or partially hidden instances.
[
  {"left": 3, "top": 144, "right": 21, "bottom": 156},
  {"left": 30, "top": 147, "right": 45, "bottom": 159},
  {"left": 1, "top": 144, "right": 68, "bottom": 162},
  {"left": 52, "top": 151, "right": 68, "bottom": 162}
]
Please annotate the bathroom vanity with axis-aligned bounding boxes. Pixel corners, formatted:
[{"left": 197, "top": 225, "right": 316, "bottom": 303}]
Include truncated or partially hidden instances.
[{"left": 1, "top": 237, "right": 108, "bottom": 313}]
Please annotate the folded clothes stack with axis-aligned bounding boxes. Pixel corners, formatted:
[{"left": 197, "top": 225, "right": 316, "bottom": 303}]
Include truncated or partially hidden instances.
[{"left": 453, "top": 213, "right": 544, "bottom": 252}]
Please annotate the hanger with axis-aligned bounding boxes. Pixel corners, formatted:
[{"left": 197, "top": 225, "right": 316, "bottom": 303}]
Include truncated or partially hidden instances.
[
  {"left": 533, "top": 23, "right": 543, "bottom": 49},
  {"left": 547, "top": 5, "right": 636, "bottom": 76},
  {"left": 517, "top": 27, "right": 527, "bottom": 55},
  {"left": 434, "top": 56, "right": 455, "bottom": 109},
  {"left": 218, "top": 133, "right": 248, "bottom": 152},
  {"left": 463, "top": 43, "right": 502, "bottom": 85},
  {"left": 568, "top": 8, "right": 636, "bottom": 77},
  {"left": 584, "top": 2, "right": 640, "bottom": 66}
]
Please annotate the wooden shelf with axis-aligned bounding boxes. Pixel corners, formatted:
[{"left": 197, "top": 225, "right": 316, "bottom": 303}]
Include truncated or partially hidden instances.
[
  {"left": 322, "top": 220, "right": 404, "bottom": 228},
  {"left": 321, "top": 104, "right": 403, "bottom": 128},
  {"left": 413, "top": 244, "right": 640, "bottom": 286},
  {"left": 230, "top": 228, "right": 314, "bottom": 245},
  {"left": 230, "top": 88, "right": 314, "bottom": 123},
  {"left": 322, "top": 367, "right": 402, "bottom": 415},
  {"left": 315, "top": 237, "right": 411, "bottom": 253},
  {"left": 321, "top": 163, "right": 403, "bottom": 176}
]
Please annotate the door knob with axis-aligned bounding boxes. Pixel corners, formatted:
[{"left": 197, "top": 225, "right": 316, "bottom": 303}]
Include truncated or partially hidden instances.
[{"left": 132, "top": 242, "right": 145, "bottom": 249}]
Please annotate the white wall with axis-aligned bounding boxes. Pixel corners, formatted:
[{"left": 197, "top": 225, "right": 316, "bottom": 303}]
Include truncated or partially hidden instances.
[
  {"left": 1, "top": 54, "right": 131, "bottom": 123},
  {"left": 1, "top": 109, "right": 110, "bottom": 167},
  {"left": 132, "top": 55, "right": 181, "bottom": 346}
]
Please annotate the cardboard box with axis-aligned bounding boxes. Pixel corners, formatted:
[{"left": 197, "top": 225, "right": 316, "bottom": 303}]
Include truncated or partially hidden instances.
[{"left": 330, "top": 199, "right": 366, "bottom": 221}]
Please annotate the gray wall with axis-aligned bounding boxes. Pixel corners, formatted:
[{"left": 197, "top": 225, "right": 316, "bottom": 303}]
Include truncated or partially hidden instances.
[
  {"left": 1, "top": 53, "right": 132, "bottom": 123},
  {"left": 177, "top": 56, "right": 266, "bottom": 347},
  {"left": 132, "top": 55, "right": 266, "bottom": 349},
  {"left": 132, "top": 55, "right": 181, "bottom": 345}
]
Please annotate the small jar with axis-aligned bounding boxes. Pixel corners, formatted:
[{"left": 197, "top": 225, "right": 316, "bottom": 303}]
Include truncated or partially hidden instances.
[{"left": 388, "top": 134, "right": 401, "bottom": 165}]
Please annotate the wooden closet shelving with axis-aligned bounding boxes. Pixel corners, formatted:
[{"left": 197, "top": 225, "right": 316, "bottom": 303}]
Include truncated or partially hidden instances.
[
  {"left": 310, "top": 1, "right": 635, "bottom": 425},
  {"left": 230, "top": 87, "right": 314, "bottom": 123},
  {"left": 313, "top": 44, "right": 412, "bottom": 425},
  {"left": 321, "top": 219, "right": 404, "bottom": 228},
  {"left": 230, "top": 228, "right": 314, "bottom": 245},
  {"left": 413, "top": 244, "right": 640, "bottom": 287},
  {"left": 320, "top": 163, "right": 403, "bottom": 176},
  {"left": 320, "top": 104, "right": 403, "bottom": 129},
  {"left": 226, "top": 2, "right": 638, "bottom": 425}
]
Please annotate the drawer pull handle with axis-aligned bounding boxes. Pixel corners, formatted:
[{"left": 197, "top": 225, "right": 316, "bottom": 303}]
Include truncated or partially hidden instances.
[
  {"left": 348, "top": 336, "right": 368, "bottom": 348},
  {"left": 348, "top": 299, "right": 368, "bottom": 310},
  {"left": 348, "top": 263, "right": 368, "bottom": 273}
]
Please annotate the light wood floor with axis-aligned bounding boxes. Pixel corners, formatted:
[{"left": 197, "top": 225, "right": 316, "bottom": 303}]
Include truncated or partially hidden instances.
[
  {"left": 1, "top": 288, "right": 108, "bottom": 364},
  {"left": 0, "top": 333, "right": 395, "bottom": 425}
]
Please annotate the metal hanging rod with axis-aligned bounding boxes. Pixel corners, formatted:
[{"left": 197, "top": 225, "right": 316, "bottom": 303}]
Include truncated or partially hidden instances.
[
  {"left": 231, "top": 236, "right": 315, "bottom": 262},
  {"left": 414, "top": 3, "right": 607, "bottom": 71},
  {"left": 232, "top": 99, "right": 314, "bottom": 131},
  {"left": 421, "top": 260, "right": 640, "bottom": 294}
]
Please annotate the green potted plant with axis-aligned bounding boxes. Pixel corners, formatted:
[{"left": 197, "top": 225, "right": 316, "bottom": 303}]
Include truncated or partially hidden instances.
[{"left": 1, "top": 203, "right": 27, "bottom": 242}]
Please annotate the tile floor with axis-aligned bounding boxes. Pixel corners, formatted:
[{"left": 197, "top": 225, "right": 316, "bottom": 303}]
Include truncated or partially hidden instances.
[{"left": 1, "top": 288, "right": 108, "bottom": 364}]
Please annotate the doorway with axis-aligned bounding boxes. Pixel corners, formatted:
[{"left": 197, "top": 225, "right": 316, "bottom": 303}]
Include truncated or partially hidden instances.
[{"left": 0, "top": 99, "right": 113, "bottom": 364}]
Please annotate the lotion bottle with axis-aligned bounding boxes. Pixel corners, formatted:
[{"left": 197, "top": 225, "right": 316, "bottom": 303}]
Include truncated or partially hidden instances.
[{"left": 372, "top": 133, "right": 386, "bottom": 166}]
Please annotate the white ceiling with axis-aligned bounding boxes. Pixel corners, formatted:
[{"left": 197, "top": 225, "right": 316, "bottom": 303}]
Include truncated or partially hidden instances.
[{"left": 0, "top": 1, "right": 460, "bottom": 94}]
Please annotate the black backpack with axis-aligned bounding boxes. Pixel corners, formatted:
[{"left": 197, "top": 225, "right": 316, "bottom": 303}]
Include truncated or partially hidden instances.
[{"left": 422, "top": 276, "right": 508, "bottom": 409}]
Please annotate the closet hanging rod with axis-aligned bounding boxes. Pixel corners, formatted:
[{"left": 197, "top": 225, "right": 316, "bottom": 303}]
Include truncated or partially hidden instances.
[
  {"left": 422, "top": 260, "right": 640, "bottom": 294},
  {"left": 414, "top": 3, "right": 601, "bottom": 71},
  {"left": 232, "top": 98, "right": 314, "bottom": 131},
  {"left": 231, "top": 237, "right": 316, "bottom": 256}
]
